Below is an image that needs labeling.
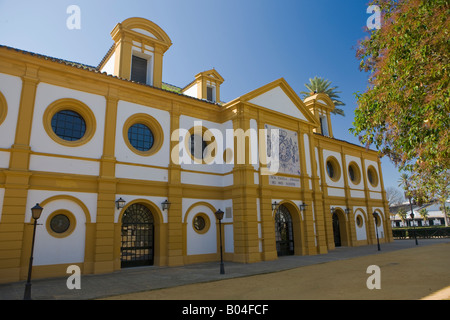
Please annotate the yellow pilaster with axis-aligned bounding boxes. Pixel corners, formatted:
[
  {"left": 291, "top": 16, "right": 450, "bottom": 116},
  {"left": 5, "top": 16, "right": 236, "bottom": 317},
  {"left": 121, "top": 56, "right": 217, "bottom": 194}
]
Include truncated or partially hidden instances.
[
  {"left": 307, "top": 132, "right": 328, "bottom": 254},
  {"left": 1, "top": 66, "right": 38, "bottom": 283},
  {"left": 231, "top": 106, "right": 260, "bottom": 263},
  {"left": 93, "top": 94, "right": 118, "bottom": 274},
  {"left": 166, "top": 103, "right": 184, "bottom": 266},
  {"left": 340, "top": 148, "right": 355, "bottom": 246},
  {"left": 153, "top": 45, "right": 164, "bottom": 88},
  {"left": 297, "top": 128, "right": 317, "bottom": 255}
]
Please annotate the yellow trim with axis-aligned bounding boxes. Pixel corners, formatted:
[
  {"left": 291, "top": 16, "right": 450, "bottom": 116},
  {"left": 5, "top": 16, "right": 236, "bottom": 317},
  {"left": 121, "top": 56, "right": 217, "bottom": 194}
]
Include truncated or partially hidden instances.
[
  {"left": 110, "top": 18, "right": 172, "bottom": 88},
  {"left": 0, "top": 90, "right": 7, "bottom": 126},
  {"left": 39, "top": 194, "right": 92, "bottom": 222},
  {"left": 225, "top": 78, "right": 320, "bottom": 127},
  {"left": 192, "top": 212, "right": 211, "bottom": 235},
  {"left": 46, "top": 209, "right": 77, "bottom": 238},
  {"left": 122, "top": 113, "right": 163, "bottom": 156},
  {"left": 0, "top": 19, "right": 393, "bottom": 282},
  {"left": 325, "top": 156, "right": 341, "bottom": 182},
  {"left": 367, "top": 165, "right": 379, "bottom": 187},
  {"left": 348, "top": 161, "right": 361, "bottom": 185},
  {"left": 184, "top": 126, "right": 217, "bottom": 164},
  {"left": 184, "top": 201, "right": 217, "bottom": 222},
  {"left": 43, "top": 98, "right": 96, "bottom": 147}
]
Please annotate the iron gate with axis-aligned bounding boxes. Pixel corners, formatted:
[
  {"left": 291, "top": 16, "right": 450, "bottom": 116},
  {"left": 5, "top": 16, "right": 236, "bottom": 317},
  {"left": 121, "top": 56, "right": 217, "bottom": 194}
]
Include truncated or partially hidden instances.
[
  {"left": 121, "top": 203, "right": 154, "bottom": 268},
  {"left": 332, "top": 212, "right": 341, "bottom": 247},
  {"left": 275, "top": 205, "right": 294, "bottom": 256}
]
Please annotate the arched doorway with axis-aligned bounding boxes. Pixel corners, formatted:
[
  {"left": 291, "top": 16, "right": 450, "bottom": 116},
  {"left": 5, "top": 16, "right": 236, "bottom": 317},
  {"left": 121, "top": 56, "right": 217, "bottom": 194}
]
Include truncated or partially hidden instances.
[
  {"left": 332, "top": 212, "right": 341, "bottom": 247},
  {"left": 121, "top": 203, "right": 154, "bottom": 268},
  {"left": 275, "top": 205, "right": 294, "bottom": 256}
]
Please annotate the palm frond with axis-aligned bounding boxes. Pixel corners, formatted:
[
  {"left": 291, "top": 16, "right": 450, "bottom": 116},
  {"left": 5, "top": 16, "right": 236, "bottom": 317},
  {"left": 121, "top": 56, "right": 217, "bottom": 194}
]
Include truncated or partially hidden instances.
[{"left": 300, "top": 76, "right": 346, "bottom": 117}]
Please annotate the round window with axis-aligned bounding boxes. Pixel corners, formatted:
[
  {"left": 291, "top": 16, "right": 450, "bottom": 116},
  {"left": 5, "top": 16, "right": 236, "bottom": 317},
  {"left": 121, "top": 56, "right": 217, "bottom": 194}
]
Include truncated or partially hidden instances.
[
  {"left": 326, "top": 157, "right": 340, "bottom": 181},
  {"left": 348, "top": 162, "right": 361, "bottom": 184},
  {"left": 50, "top": 214, "right": 71, "bottom": 233},
  {"left": 193, "top": 215, "right": 206, "bottom": 231},
  {"left": 186, "top": 127, "right": 217, "bottom": 164},
  {"left": 192, "top": 213, "right": 210, "bottom": 234},
  {"left": 123, "top": 113, "right": 163, "bottom": 157},
  {"left": 189, "top": 134, "right": 207, "bottom": 159},
  {"left": 46, "top": 210, "right": 76, "bottom": 238},
  {"left": 51, "top": 110, "right": 86, "bottom": 141},
  {"left": 356, "top": 215, "right": 363, "bottom": 228},
  {"left": 43, "top": 98, "right": 96, "bottom": 147},
  {"left": 367, "top": 166, "right": 379, "bottom": 187},
  {"left": 326, "top": 161, "right": 334, "bottom": 179},
  {"left": 128, "top": 123, "right": 154, "bottom": 152}
]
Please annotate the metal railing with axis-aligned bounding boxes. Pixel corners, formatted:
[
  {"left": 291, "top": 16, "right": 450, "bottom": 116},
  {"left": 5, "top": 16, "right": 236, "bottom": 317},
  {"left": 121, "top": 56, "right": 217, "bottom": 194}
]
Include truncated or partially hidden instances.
[{"left": 392, "top": 227, "right": 450, "bottom": 239}]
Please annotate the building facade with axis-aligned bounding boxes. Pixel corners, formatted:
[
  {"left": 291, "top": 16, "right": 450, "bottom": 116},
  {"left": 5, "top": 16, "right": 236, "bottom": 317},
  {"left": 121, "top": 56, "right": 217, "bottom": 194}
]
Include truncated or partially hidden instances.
[{"left": 0, "top": 18, "right": 392, "bottom": 283}]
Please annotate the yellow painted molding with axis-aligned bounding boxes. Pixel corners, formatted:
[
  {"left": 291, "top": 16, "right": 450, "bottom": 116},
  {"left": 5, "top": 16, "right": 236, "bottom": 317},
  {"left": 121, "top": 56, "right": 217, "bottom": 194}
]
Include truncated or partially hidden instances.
[
  {"left": 0, "top": 90, "right": 7, "bottom": 126},
  {"left": 39, "top": 194, "right": 92, "bottom": 223},
  {"left": 122, "top": 113, "right": 164, "bottom": 157}
]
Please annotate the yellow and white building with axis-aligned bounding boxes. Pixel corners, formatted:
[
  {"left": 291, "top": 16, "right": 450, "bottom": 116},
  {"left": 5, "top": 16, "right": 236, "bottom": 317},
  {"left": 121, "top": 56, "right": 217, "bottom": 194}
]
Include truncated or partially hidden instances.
[{"left": 0, "top": 18, "right": 392, "bottom": 283}]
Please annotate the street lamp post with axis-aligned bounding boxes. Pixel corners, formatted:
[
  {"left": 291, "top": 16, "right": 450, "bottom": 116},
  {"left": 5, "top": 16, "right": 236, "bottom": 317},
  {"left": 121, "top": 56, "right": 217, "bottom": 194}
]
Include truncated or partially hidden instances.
[
  {"left": 373, "top": 212, "right": 381, "bottom": 251},
  {"left": 24, "top": 203, "right": 44, "bottom": 300},
  {"left": 214, "top": 209, "right": 225, "bottom": 274},
  {"left": 407, "top": 195, "right": 418, "bottom": 245},
  {"left": 410, "top": 212, "right": 419, "bottom": 246}
]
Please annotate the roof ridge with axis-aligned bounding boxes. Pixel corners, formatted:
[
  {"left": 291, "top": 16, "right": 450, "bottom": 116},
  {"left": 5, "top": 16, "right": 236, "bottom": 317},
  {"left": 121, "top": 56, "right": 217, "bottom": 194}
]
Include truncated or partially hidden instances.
[{"left": 0, "top": 44, "right": 221, "bottom": 106}]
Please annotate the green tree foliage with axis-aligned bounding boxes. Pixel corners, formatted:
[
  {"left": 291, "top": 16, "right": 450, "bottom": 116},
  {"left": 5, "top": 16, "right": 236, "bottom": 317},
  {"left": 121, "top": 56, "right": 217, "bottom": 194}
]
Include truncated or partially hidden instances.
[
  {"left": 352, "top": 0, "right": 450, "bottom": 200},
  {"left": 300, "top": 76, "right": 345, "bottom": 116}
]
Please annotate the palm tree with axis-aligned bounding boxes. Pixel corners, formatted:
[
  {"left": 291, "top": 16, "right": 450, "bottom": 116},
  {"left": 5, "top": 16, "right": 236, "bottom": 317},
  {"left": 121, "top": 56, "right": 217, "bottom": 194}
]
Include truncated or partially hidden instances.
[
  {"left": 398, "top": 173, "right": 410, "bottom": 195},
  {"left": 397, "top": 208, "right": 408, "bottom": 227},
  {"left": 418, "top": 208, "right": 429, "bottom": 226},
  {"left": 300, "top": 76, "right": 345, "bottom": 116}
]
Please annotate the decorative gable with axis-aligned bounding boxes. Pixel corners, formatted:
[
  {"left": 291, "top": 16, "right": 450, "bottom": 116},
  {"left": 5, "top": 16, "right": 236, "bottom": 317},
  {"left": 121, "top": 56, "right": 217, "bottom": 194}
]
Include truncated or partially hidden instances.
[{"left": 238, "top": 78, "right": 319, "bottom": 125}]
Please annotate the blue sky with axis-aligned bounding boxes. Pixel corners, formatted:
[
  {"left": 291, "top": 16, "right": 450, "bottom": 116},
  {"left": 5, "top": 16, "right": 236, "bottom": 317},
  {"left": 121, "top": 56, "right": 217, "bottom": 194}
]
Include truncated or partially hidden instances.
[{"left": 0, "top": 0, "right": 403, "bottom": 190}]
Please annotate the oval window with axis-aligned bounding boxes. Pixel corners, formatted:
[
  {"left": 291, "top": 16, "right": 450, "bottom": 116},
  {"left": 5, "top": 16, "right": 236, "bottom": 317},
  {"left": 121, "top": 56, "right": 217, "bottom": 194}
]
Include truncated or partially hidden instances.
[
  {"left": 348, "top": 162, "right": 361, "bottom": 184},
  {"left": 326, "top": 161, "right": 335, "bottom": 179},
  {"left": 367, "top": 166, "right": 379, "bottom": 187},
  {"left": 326, "top": 157, "right": 341, "bottom": 181}
]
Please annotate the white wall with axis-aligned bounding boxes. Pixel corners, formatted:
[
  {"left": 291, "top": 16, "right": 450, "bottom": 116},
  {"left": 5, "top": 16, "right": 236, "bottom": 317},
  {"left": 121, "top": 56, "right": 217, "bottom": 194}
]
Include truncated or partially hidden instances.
[
  {"left": 115, "top": 100, "right": 171, "bottom": 167},
  {"left": 30, "top": 83, "right": 106, "bottom": 159},
  {"left": 26, "top": 190, "right": 98, "bottom": 266},
  {"left": 323, "top": 149, "right": 344, "bottom": 189},
  {"left": 183, "top": 198, "right": 233, "bottom": 255},
  {"left": 248, "top": 86, "right": 307, "bottom": 121},
  {"left": 0, "top": 188, "right": 4, "bottom": 222},
  {"left": 0, "top": 73, "right": 22, "bottom": 149}
]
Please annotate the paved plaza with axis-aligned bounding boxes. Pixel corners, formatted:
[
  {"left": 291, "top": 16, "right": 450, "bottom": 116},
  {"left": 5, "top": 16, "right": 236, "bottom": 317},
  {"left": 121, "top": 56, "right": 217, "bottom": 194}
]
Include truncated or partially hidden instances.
[{"left": 1, "top": 239, "right": 449, "bottom": 300}]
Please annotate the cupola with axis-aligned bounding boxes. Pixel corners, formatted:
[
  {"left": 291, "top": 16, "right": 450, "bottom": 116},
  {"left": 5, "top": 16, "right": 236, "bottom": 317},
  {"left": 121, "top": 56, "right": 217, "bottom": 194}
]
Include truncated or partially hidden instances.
[
  {"left": 304, "top": 93, "right": 335, "bottom": 137},
  {"left": 181, "top": 69, "right": 224, "bottom": 103},
  {"left": 98, "top": 17, "right": 172, "bottom": 88}
]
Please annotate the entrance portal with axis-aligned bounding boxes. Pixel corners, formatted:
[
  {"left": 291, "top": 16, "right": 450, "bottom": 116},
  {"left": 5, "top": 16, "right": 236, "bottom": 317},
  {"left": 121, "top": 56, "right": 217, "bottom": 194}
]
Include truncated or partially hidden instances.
[
  {"left": 275, "top": 205, "right": 294, "bottom": 256},
  {"left": 332, "top": 212, "right": 341, "bottom": 247},
  {"left": 121, "top": 203, "right": 154, "bottom": 268}
]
